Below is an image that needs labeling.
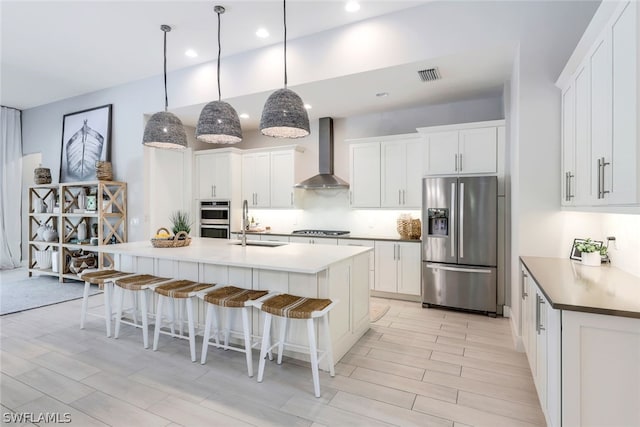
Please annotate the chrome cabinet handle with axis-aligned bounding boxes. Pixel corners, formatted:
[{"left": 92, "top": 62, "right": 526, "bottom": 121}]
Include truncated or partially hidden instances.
[
  {"left": 402, "top": 190, "right": 406, "bottom": 205},
  {"left": 538, "top": 296, "right": 545, "bottom": 334},
  {"left": 396, "top": 244, "right": 400, "bottom": 261},
  {"left": 535, "top": 295, "right": 540, "bottom": 334},
  {"left": 398, "top": 189, "right": 401, "bottom": 205},
  {"left": 522, "top": 270, "right": 528, "bottom": 300},
  {"left": 459, "top": 153, "right": 463, "bottom": 171},
  {"left": 459, "top": 182, "right": 464, "bottom": 259},
  {"left": 454, "top": 154, "right": 458, "bottom": 172},
  {"left": 568, "top": 172, "right": 574, "bottom": 200},
  {"left": 597, "top": 158, "right": 602, "bottom": 199},
  {"left": 565, "top": 172, "right": 570, "bottom": 202},
  {"left": 601, "top": 157, "right": 610, "bottom": 198}
]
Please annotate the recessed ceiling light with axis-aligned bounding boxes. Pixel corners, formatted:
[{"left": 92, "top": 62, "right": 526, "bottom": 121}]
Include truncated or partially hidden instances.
[
  {"left": 185, "top": 49, "right": 198, "bottom": 58},
  {"left": 239, "top": 113, "right": 250, "bottom": 119},
  {"left": 304, "top": 104, "right": 312, "bottom": 110},
  {"left": 256, "top": 28, "right": 269, "bottom": 38},
  {"left": 376, "top": 92, "right": 389, "bottom": 98},
  {"left": 345, "top": 1, "right": 360, "bottom": 13}
]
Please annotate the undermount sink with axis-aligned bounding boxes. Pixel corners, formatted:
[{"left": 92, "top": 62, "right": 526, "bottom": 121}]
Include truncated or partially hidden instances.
[{"left": 232, "top": 240, "right": 287, "bottom": 247}]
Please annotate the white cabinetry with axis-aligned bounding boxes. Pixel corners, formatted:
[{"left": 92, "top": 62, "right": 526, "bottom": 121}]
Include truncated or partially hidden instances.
[
  {"left": 194, "top": 149, "right": 240, "bottom": 200},
  {"left": 374, "top": 241, "right": 421, "bottom": 296},
  {"left": 289, "top": 236, "right": 338, "bottom": 245},
  {"left": 339, "top": 239, "right": 375, "bottom": 290},
  {"left": 520, "top": 265, "right": 563, "bottom": 427},
  {"left": 348, "top": 142, "right": 380, "bottom": 208},
  {"left": 419, "top": 123, "right": 501, "bottom": 176},
  {"left": 242, "top": 146, "right": 304, "bottom": 208},
  {"left": 562, "top": 311, "right": 640, "bottom": 427},
  {"left": 380, "top": 136, "right": 424, "bottom": 208},
  {"left": 557, "top": 1, "right": 639, "bottom": 207}
]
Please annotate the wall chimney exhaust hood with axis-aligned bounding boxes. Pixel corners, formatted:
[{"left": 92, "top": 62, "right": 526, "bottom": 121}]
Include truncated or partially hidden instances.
[{"left": 295, "top": 117, "right": 349, "bottom": 189}]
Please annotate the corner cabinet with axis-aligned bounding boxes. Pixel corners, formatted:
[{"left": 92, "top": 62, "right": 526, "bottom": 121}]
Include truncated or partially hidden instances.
[
  {"left": 558, "top": 0, "right": 639, "bottom": 207},
  {"left": 28, "top": 181, "right": 127, "bottom": 282}
]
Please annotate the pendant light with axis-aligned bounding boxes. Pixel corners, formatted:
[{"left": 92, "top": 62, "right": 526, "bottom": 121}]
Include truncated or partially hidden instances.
[
  {"left": 260, "top": 0, "right": 310, "bottom": 138},
  {"left": 196, "top": 5, "right": 242, "bottom": 144},
  {"left": 143, "top": 25, "right": 188, "bottom": 149}
]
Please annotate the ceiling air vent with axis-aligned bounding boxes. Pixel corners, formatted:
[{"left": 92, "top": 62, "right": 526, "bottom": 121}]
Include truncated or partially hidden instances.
[{"left": 417, "top": 68, "right": 441, "bottom": 82}]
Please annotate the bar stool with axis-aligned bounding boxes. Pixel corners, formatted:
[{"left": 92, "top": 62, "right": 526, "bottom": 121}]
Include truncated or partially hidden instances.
[
  {"left": 199, "top": 286, "right": 271, "bottom": 377},
  {"left": 255, "top": 293, "right": 337, "bottom": 397},
  {"left": 153, "top": 280, "right": 215, "bottom": 362},
  {"left": 79, "top": 269, "right": 134, "bottom": 337},
  {"left": 112, "top": 274, "right": 171, "bottom": 349}
]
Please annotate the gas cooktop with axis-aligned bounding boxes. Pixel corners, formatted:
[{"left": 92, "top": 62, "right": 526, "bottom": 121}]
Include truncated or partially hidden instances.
[{"left": 291, "top": 229, "right": 351, "bottom": 237}]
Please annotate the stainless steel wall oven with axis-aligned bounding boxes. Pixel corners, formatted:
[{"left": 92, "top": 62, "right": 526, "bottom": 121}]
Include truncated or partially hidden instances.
[{"left": 199, "top": 200, "right": 230, "bottom": 239}]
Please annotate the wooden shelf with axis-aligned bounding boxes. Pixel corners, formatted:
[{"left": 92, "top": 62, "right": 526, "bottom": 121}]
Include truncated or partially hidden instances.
[
  {"left": 28, "top": 240, "right": 60, "bottom": 247},
  {"left": 28, "top": 268, "right": 59, "bottom": 277}
]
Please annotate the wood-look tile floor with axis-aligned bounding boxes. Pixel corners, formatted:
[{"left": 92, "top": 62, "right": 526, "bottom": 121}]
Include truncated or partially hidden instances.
[{"left": 0, "top": 289, "right": 545, "bottom": 426}]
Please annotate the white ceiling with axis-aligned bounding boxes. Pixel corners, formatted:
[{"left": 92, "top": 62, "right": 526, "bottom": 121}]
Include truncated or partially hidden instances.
[{"left": 1, "top": 0, "right": 513, "bottom": 129}]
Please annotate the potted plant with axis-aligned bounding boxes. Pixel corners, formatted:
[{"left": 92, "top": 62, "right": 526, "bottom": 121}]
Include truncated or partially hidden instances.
[
  {"left": 575, "top": 238, "right": 607, "bottom": 266},
  {"left": 169, "top": 210, "right": 192, "bottom": 239}
]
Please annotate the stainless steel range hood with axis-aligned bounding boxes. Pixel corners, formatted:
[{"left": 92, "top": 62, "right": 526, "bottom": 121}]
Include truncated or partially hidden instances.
[{"left": 295, "top": 117, "right": 349, "bottom": 189}]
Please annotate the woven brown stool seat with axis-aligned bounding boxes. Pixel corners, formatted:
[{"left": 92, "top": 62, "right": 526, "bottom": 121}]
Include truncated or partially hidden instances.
[
  {"left": 260, "top": 293, "right": 332, "bottom": 319},
  {"left": 256, "top": 293, "right": 336, "bottom": 397},
  {"left": 115, "top": 274, "right": 170, "bottom": 291},
  {"left": 203, "top": 286, "right": 268, "bottom": 308},
  {"left": 79, "top": 269, "right": 134, "bottom": 338},
  {"left": 154, "top": 280, "right": 212, "bottom": 298}
]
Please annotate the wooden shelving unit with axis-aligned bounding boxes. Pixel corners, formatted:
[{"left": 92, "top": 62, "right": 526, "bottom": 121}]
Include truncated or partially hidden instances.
[{"left": 28, "top": 181, "right": 127, "bottom": 282}]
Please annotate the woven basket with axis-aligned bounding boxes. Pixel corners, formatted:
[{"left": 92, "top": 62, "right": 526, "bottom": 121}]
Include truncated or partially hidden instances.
[
  {"left": 96, "top": 161, "right": 113, "bottom": 181},
  {"left": 409, "top": 219, "right": 422, "bottom": 239},
  {"left": 397, "top": 217, "right": 422, "bottom": 240},
  {"left": 151, "top": 227, "right": 191, "bottom": 248},
  {"left": 34, "top": 167, "right": 52, "bottom": 184}
]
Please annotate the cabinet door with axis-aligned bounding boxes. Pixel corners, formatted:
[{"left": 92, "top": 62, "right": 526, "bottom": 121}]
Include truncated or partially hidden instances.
[
  {"left": 212, "top": 153, "right": 231, "bottom": 199},
  {"left": 574, "top": 63, "right": 592, "bottom": 205},
  {"left": 242, "top": 153, "right": 270, "bottom": 207},
  {"left": 589, "top": 33, "right": 613, "bottom": 204},
  {"left": 534, "top": 290, "right": 548, "bottom": 411},
  {"left": 374, "top": 241, "right": 397, "bottom": 293},
  {"left": 380, "top": 141, "right": 405, "bottom": 208},
  {"left": 609, "top": 1, "right": 637, "bottom": 204},
  {"left": 195, "top": 154, "right": 216, "bottom": 199},
  {"left": 338, "top": 239, "right": 375, "bottom": 290},
  {"left": 270, "top": 151, "right": 295, "bottom": 208},
  {"left": 397, "top": 242, "right": 421, "bottom": 296},
  {"left": 458, "top": 127, "right": 497, "bottom": 174},
  {"left": 561, "top": 84, "right": 576, "bottom": 206},
  {"left": 349, "top": 143, "right": 380, "bottom": 207},
  {"left": 404, "top": 138, "right": 424, "bottom": 208},
  {"left": 425, "top": 131, "right": 458, "bottom": 175}
]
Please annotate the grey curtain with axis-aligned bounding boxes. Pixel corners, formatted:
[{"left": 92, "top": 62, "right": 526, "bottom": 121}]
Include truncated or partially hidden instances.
[{"left": 0, "top": 106, "right": 23, "bottom": 269}]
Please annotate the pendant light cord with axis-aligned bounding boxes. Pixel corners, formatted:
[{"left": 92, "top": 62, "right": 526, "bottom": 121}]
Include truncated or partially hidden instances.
[
  {"left": 163, "top": 29, "right": 168, "bottom": 112},
  {"left": 217, "top": 10, "right": 222, "bottom": 101},
  {"left": 283, "top": 0, "right": 288, "bottom": 88}
]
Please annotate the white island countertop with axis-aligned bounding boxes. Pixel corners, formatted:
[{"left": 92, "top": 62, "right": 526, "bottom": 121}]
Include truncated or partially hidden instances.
[{"left": 93, "top": 237, "right": 372, "bottom": 274}]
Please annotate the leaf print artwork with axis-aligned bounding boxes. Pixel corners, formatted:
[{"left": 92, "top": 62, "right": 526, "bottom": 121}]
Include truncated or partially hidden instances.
[{"left": 66, "top": 119, "right": 104, "bottom": 180}]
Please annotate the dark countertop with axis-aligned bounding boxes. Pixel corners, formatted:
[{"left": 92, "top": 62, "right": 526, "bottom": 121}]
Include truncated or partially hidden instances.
[
  {"left": 231, "top": 230, "right": 421, "bottom": 243},
  {"left": 520, "top": 256, "right": 640, "bottom": 319}
]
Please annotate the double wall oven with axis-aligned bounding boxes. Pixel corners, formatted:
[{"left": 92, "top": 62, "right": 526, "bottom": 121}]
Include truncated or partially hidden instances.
[{"left": 199, "top": 200, "right": 230, "bottom": 239}]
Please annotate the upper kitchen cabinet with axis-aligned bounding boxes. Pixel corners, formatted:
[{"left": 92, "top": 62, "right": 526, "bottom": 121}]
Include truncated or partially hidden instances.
[
  {"left": 557, "top": 0, "right": 639, "bottom": 208},
  {"left": 349, "top": 142, "right": 380, "bottom": 208},
  {"left": 194, "top": 148, "right": 241, "bottom": 200},
  {"left": 380, "top": 135, "right": 424, "bottom": 208},
  {"left": 418, "top": 121, "right": 504, "bottom": 176},
  {"left": 242, "top": 146, "right": 304, "bottom": 208}
]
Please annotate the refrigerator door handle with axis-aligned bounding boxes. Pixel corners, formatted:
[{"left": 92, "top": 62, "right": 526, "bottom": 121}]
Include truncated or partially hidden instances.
[
  {"left": 425, "top": 264, "right": 493, "bottom": 274},
  {"left": 459, "top": 182, "right": 464, "bottom": 259},
  {"left": 450, "top": 182, "right": 456, "bottom": 258}
]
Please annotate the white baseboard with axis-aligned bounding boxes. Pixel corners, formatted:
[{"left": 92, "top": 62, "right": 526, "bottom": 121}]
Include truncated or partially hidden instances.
[{"left": 509, "top": 311, "right": 525, "bottom": 353}]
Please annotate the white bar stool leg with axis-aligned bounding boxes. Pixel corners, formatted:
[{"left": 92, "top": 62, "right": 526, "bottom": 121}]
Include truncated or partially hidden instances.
[
  {"left": 223, "top": 308, "right": 231, "bottom": 348},
  {"left": 103, "top": 282, "right": 113, "bottom": 338},
  {"left": 130, "top": 291, "right": 138, "bottom": 324},
  {"left": 169, "top": 297, "right": 175, "bottom": 335},
  {"left": 321, "top": 314, "right": 335, "bottom": 376},
  {"left": 80, "top": 280, "right": 90, "bottom": 329},
  {"left": 307, "top": 318, "right": 320, "bottom": 398},
  {"left": 153, "top": 295, "right": 164, "bottom": 351},
  {"left": 212, "top": 305, "right": 221, "bottom": 346},
  {"left": 179, "top": 299, "right": 184, "bottom": 336},
  {"left": 201, "top": 304, "right": 214, "bottom": 364},
  {"left": 257, "top": 313, "right": 273, "bottom": 383},
  {"left": 241, "top": 307, "right": 253, "bottom": 377},
  {"left": 140, "top": 289, "right": 149, "bottom": 349},
  {"left": 277, "top": 317, "right": 288, "bottom": 365},
  {"left": 186, "top": 298, "right": 196, "bottom": 362},
  {"left": 114, "top": 285, "right": 125, "bottom": 338}
]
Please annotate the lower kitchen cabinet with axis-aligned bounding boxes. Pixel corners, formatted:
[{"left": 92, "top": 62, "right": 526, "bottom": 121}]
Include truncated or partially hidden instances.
[
  {"left": 374, "top": 241, "right": 421, "bottom": 296},
  {"left": 338, "top": 239, "right": 375, "bottom": 290},
  {"left": 289, "top": 236, "right": 338, "bottom": 245}
]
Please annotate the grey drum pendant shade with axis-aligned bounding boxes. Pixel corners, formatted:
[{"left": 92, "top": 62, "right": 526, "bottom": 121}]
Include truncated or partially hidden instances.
[
  {"left": 143, "top": 25, "right": 187, "bottom": 149},
  {"left": 260, "top": 0, "right": 310, "bottom": 139},
  {"left": 196, "top": 5, "right": 242, "bottom": 144}
]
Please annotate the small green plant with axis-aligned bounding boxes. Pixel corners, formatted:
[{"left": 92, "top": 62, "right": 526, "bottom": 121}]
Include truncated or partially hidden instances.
[
  {"left": 575, "top": 238, "right": 607, "bottom": 256},
  {"left": 169, "top": 210, "right": 192, "bottom": 236}
]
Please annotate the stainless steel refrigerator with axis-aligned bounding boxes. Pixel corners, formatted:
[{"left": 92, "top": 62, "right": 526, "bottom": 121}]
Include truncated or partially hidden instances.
[{"left": 422, "top": 176, "right": 497, "bottom": 314}]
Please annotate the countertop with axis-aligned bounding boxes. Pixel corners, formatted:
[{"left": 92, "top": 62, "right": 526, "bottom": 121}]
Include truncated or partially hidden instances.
[
  {"left": 92, "top": 237, "right": 371, "bottom": 274},
  {"left": 520, "top": 256, "right": 640, "bottom": 319},
  {"left": 231, "top": 230, "right": 422, "bottom": 243}
]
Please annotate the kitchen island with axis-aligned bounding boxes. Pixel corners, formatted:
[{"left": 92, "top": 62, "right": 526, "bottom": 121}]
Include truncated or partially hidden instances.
[{"left": 94, "top": 237, "right": 372, "bottom": 364}]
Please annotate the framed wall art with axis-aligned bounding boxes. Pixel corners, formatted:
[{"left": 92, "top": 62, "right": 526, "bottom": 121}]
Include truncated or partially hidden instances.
[
  {"left": 59, "top": 104, "right": 112, "bottom": 182},
  {"left": 570, "top": 238, "right": 603, "bottom": 261}
]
